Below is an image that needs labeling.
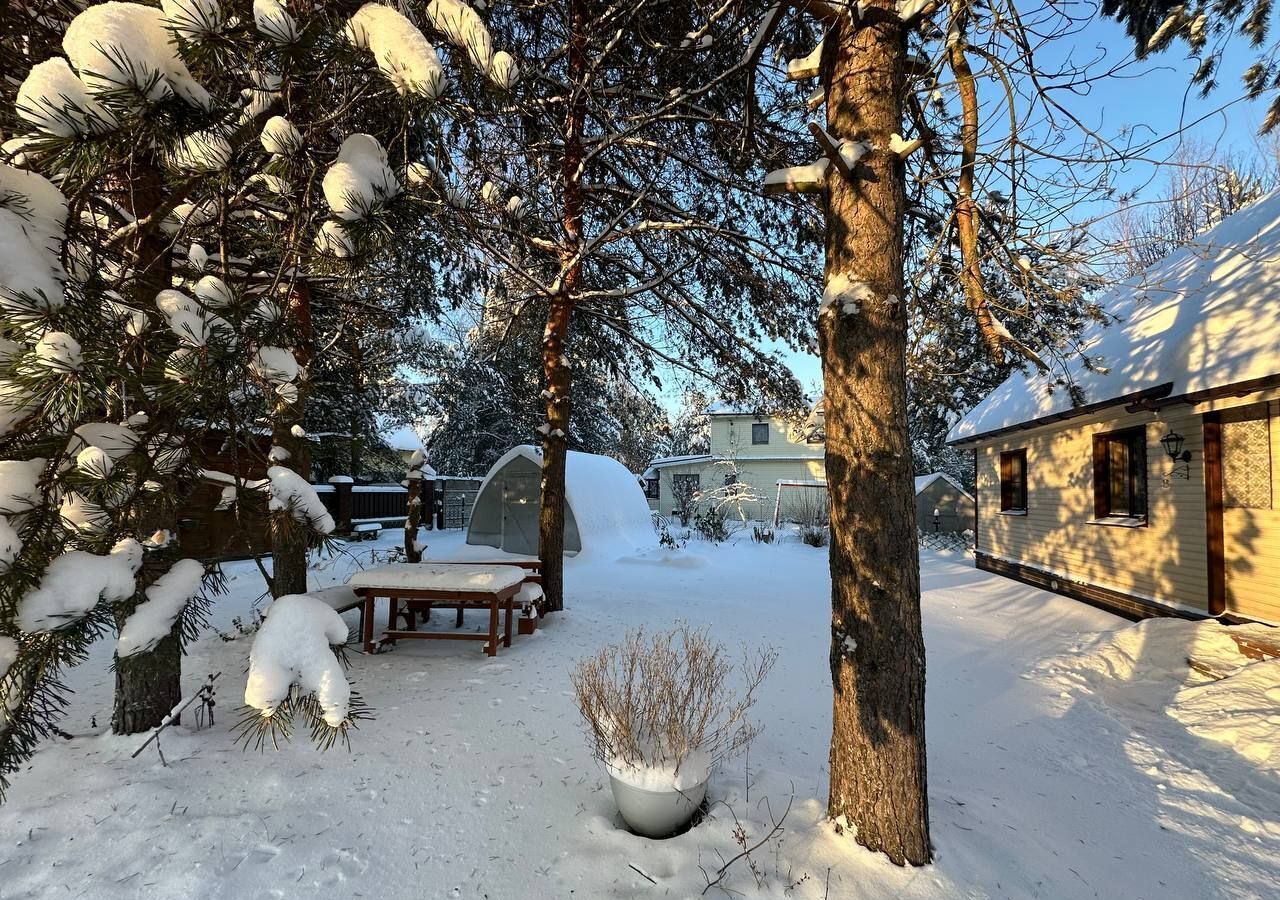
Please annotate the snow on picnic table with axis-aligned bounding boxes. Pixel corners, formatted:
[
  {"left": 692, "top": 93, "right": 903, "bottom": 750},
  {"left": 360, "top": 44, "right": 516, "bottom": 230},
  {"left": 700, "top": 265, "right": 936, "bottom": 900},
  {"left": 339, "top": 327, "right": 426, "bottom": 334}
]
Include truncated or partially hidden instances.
[{"left": 1, "top": 532, "right": 1277, "bottom": 899}]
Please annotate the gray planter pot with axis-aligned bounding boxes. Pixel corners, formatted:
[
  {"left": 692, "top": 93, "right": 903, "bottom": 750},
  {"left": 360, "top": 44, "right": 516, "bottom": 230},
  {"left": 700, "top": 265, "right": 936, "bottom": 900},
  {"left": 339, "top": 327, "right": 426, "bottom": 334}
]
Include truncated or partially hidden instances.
[{"left": 608, "top": 772, "right": 708, "bottom": 838}]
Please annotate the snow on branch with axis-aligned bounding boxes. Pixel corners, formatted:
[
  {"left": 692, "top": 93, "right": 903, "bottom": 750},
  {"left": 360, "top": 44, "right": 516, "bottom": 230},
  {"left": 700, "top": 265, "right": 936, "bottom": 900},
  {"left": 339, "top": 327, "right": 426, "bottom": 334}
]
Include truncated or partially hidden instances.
[
  {"left": 762, "top": 158, "right": 827, "bottom": 195},
  {"left": 242, "top": 594, "right": 360, "bottom": 745},
  {"left": 64, "top": 2, "right": 212, "bottom": 109},
  {"left": 116, "top": 559, "right": 207, "bottom": 658},
  {"left": 17, "top": 539, "right": 143, "bottom": 632},
  {"left": 426, "top": 0, "right": 519, "bottom": 89},
  {"left": 321, "top": 134, "right": 401, "bottom": 221},
  {"left": 266, "top": 466, "right": 335, "bottom": 534},
  {"left": 786, "top": 39, "right": 823, "bottom": 80},
  {"left": 346, "top": 3, "right": 446, "bottom": 99}
]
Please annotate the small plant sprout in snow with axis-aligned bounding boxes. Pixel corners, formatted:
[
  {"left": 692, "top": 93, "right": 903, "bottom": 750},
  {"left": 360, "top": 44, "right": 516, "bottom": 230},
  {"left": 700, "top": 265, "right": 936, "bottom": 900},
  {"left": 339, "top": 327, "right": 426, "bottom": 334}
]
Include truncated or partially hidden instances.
[
  {"left": 240, "top": 594, "right": 368, "bottom": 750},
  {"left": 572, "top": 625, "right": 777, "bottom": 791}
]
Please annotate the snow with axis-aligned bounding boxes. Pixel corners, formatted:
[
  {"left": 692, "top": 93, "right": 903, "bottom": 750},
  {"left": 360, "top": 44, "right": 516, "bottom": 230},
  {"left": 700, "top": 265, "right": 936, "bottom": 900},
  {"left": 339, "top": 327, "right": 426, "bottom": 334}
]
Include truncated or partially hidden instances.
[
  {"left": 75, "top": 446, "right": 114, "bottom": 478},
  {"left": 322, "top": 133, "right": 400, "bottom": 221},
  {"left": 266, "top": 465, "right": 335, "bottom": 533},
  {"left": 426, "top": 0, "right": 515, "bottom": 88},
  {"left": 896, "top": 0, "right": 932, "bottom": 21},
  {"left": 951, "top": 190, "right": 1280, "bottom": 442},
  {"left": 786, "top": 40, "right": 823, "bottom": 80},
  {"left": 4, "top": 537, "right": 1278, "bottom": 899},
  {"left": 73, "top": 422, "right": 140, "bottom": 460},
  {"left": 0, "top": 635, "right": 15, "bottom": 680},
  {"left": 253, "top": 0, "right": 298, "bottom": 44},
  {"left": 160, "top": 0, "right": 224, "bottom": 39},
  {"left": 260, "top": 115, "right": 302, "bottom": 156},
  {"left": 762, "top": 157, "right": 827, "bottom": 192},
  {"left": 117, "top": 559, "right": 206, "bottom": 658},
  {"left": 0, "top": 164, "right": 69, "bottom": 315},
  {"left": 820, "top": 273, "right": 875, "bottom": 316},
  {"left": 346, "top": 3, "right": 446, "bottom": 100},
  {"left": 245, "top": 594, "right": 350, "bottom": 727},
  {"left": 63, "top": 1, "right": 212, "bottom": 109},
  {"left": 347, "top": 562, "right": 527, "bottom": 593},
  {"left": 17, "top": 538, "right": 143, "bottom": 631},
  {"left": 913, "top": 471, "right": 974, "bottom": 501},
  {"left": 0, "top": 457, "right": 45, "bottom": 513},
  {"left": 251, "top": 346, "right": 300, "bottom": 384},
  {"left": 608, "top": 751, "right": 711, "bottom": 793},
  {"left": 313, "top": 219, "right": 354, "bottom": 257},
  {"left": 192, "top": 274, "right": 232, "bottom": 307},
  {"left": 30, "top": 331, "right": 82, "bottom": 372},
  {"left": 16, "top": 57, "right": 115, "bottom": 136},
  {"left": 59, "top": 492, "right": 111, "bottom": 533},
  {"left": 0, "top": 515, "right": 20, "bottom": 573},
  {"left": 167, "top": 128, "right": 232, "bottom": 173}
]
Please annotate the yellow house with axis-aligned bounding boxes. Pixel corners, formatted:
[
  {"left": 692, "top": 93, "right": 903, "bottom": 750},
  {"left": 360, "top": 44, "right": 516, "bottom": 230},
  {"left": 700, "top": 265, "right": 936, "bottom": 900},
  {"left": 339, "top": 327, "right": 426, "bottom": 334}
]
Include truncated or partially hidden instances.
[
  {"left": 643, "top": 400, "right": 826, "bottom": 524},
  {"left": 948, "top": 193, "right": 1280, "bottom": 624}
]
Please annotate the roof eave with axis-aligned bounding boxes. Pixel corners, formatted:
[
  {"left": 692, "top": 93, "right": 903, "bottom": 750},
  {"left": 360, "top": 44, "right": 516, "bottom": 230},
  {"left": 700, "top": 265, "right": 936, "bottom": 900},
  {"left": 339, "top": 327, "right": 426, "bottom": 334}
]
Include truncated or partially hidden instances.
[{"left": 945, "top": 382, "right": 1176, "bottom": 448}]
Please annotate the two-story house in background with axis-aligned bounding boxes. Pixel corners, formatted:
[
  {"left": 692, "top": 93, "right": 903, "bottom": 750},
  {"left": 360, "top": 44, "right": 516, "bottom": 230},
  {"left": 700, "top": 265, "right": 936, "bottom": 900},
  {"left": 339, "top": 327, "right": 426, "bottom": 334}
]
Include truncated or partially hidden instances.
[{"left": 643, "top": 399, "right": 827, "bottom": 523}]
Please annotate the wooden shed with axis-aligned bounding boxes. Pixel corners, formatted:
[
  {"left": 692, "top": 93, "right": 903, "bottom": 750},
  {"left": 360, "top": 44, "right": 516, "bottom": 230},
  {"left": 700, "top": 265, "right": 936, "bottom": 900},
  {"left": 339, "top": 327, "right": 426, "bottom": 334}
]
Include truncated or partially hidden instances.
[{"left": 914, "top": 473, "right": 976, "bottom": 534}]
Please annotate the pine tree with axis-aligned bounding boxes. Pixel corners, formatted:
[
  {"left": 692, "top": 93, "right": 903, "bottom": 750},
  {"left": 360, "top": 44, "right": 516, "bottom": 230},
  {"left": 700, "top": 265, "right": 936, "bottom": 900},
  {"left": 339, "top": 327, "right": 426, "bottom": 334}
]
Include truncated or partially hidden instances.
[{"left": 0, "top": 0, "right": 515, "bottom": 790}]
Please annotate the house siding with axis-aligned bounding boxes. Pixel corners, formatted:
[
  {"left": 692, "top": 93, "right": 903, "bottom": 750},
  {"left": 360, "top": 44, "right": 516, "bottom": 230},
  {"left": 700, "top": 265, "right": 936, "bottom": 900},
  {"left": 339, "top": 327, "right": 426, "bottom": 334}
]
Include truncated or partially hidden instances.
[
  {"left": 708, "top": 415, "right": 824, "bottom": 461},
  {"left": 648, "top": 457, "right": 826, "bottom": 523},
  {"left": 974, "top": 406, "right": 1211, "bottom": 615}
]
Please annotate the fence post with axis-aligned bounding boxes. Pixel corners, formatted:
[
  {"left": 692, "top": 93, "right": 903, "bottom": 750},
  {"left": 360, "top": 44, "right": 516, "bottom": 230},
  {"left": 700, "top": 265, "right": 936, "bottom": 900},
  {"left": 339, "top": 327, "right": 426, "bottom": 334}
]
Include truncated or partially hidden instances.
[
  {"left": 435, "top": 478, "right": 446, "bottom": 529},
  {"left": 329, "top": 475, "right": 354, "bottom": 534},
  {"left": 422, "top": 477, "right": 436, "bottom": 531}
]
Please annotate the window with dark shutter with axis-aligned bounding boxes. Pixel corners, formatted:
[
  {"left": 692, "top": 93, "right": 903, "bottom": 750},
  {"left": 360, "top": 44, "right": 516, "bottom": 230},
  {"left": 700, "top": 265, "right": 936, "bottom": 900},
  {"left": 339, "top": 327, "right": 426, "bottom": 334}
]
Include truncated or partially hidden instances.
[
  {"left": 999, "top": 449, "right": 1027, "bottom": 512},
  {"left": 1092, "top": 427, "right": 1147, "bottom": 521}
]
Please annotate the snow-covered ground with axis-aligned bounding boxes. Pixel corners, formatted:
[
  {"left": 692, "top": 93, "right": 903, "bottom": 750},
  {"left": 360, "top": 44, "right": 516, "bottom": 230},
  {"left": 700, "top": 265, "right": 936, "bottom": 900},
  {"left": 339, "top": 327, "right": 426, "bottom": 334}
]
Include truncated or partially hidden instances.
[{"left": 1, "top": 531, "right": 1277, "bottom": 899}]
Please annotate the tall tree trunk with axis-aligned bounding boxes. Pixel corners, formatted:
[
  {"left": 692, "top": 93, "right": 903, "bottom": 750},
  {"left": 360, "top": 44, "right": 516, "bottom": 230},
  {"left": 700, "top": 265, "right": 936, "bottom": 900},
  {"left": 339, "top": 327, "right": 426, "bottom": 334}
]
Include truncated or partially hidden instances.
[
  {"left": 821, "top": 7, "right": 931, "bottom": 866},
  {"left": 270, "top": 280, "right": 314, "bottom": 598},
  {"left": 537, "top": 0, "right": 588, "bottom": 613},
  {"left": 109, "top": 159, "right": 184, "bottom": 734}
]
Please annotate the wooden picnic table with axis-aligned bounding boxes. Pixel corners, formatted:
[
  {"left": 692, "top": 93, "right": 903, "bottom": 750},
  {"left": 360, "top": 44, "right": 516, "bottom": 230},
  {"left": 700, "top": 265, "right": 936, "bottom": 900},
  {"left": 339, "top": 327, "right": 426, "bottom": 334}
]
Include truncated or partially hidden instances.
[{"left": 349, "top": 563, "right": 527, "bottom": 656}]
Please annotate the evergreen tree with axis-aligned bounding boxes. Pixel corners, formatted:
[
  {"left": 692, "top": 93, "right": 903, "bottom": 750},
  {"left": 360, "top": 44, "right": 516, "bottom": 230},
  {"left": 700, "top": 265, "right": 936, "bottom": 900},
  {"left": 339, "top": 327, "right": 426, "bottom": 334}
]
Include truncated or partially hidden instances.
[{"left": 0, "top": 0, "right": 513, "bottom": 791}]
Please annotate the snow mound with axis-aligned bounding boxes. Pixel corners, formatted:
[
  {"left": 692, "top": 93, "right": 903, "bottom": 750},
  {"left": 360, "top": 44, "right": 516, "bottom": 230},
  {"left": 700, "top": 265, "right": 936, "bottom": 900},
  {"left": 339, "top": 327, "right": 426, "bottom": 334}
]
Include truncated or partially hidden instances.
[
  {"left": 63, "top": 2, "right": 212, "bottom": 109},
  {"left": 18, "top": 538, "right": 143, "bottom": 632},
  {"left": 266, "top": 465, "right": 335, "bottom": 533},
  {"left": 245, "top": 593, "right": 350, "bottom": 727},
  {"left": 347, "top": 3, "right": 446, "bottom": 99},
  {"left": 1168, "top": 657, "right": 1280, "bottom": 767},
  {"left": 16, "top": 57, "right": 115, "bottom": 136},
  {"left": 260, "top": 115, "right": 302, "bottom": 156},
  {"left": 0, "top": 458, "right": 45, "bottom": 514},
  {"left": 322, "top": 133, "right": 400, "bottom": 221},
  {"left": 0, "top": 164, "right": 69, "bottom": 315},
  {"left": 117, "top": 558, "right": 205, "bottom": 658}
]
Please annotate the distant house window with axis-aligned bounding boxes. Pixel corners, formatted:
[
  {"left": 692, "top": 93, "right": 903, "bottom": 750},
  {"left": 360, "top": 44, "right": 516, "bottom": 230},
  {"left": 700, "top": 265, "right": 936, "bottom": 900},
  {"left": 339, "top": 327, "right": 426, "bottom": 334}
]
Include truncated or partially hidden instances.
[
  {"left": 751, "top": 422, "right": 769, "bottom": 445},
  {"left": 671, "top": 474, "right": 700, "bottom": 502},
  {"left": 644, "top": 477, "right": 660, "bottom": 500},
  {"left": 1093, "top": 428, "right": 1147, "bottom": 519},
  {"left": 999, "top": 449, "right": 1027, "bottom": 512}
]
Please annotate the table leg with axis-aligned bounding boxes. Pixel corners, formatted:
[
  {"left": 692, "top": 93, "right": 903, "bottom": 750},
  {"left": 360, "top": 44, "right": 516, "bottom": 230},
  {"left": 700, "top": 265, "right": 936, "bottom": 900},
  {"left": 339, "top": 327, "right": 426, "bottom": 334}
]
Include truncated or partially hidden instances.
[
  {"left": 503, "top": 598, "right": 513, "bottom": 648},
  {"left": 386, "top": 594, "right": 398, "bottom": 646},
  {"left": 486, "top": 600, "right": 499, "bottom": 657},
  {"left": 455, "top": 606, "right": 464, "bottom": 628},
  {"left": 362, "top": 594, "right": 375, "bottom": 653}
]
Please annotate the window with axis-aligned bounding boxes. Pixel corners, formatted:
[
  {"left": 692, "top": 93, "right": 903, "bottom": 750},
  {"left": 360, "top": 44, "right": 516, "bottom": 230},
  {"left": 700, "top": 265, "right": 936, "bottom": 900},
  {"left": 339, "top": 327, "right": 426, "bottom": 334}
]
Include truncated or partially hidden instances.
[
  {"left": 1093, "top": 427, "right": 1147, "bottom": 520},
  {"left": 671, "top": 474, "right": 700, "bottom": 501},
  {"left": 751, "top": 422, "right": 769, "bottom": 445},
  {"left": 999, "top": 449, "right": 1028, "bottom": 512},
  {"left": 644, "top": 477, "right": 660, "bottom": 500}
]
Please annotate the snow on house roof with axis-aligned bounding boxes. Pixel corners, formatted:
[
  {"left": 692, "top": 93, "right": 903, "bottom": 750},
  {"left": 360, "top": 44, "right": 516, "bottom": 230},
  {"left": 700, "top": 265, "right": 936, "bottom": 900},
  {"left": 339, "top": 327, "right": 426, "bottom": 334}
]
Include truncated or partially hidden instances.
[
  {"left": 915, "top": 472, "right": 974, "bottom": 502},
  {"left": 642, "top": 453, "right": 713, "bottom": 478},
  {"left": 949, "top": 191, "right": 1280, "bottom": 445},
  {"left": 479, "top": 445, "right": 656, "bottom": 555},
  {"left": 705, "top": 394, "right": 824, "bottom": 417}
]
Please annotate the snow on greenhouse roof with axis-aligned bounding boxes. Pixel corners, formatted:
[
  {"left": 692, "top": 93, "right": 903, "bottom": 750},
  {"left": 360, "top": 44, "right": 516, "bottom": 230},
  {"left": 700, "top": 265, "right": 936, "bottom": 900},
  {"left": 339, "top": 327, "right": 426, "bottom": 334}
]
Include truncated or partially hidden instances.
[
  {"left": 914, "top": 472, "right": 973, "bottom": 502},
  {"left": 949, "top": 191, "right": 1280, "bottom": 445}
]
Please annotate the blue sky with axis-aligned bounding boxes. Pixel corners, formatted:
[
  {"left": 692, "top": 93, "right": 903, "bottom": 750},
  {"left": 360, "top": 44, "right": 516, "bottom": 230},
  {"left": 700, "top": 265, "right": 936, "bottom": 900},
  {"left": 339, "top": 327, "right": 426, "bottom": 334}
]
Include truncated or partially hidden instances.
[{"left": 712, "top": 14, "right": 1276, "bottom": 407}]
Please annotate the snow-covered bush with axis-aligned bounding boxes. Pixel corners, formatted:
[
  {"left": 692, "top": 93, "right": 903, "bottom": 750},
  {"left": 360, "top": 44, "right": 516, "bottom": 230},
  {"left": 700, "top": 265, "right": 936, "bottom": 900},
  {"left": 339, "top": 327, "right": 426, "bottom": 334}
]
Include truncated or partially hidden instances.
[{"left": 571, "top": 626, "right": 776, "bottom": 791}]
